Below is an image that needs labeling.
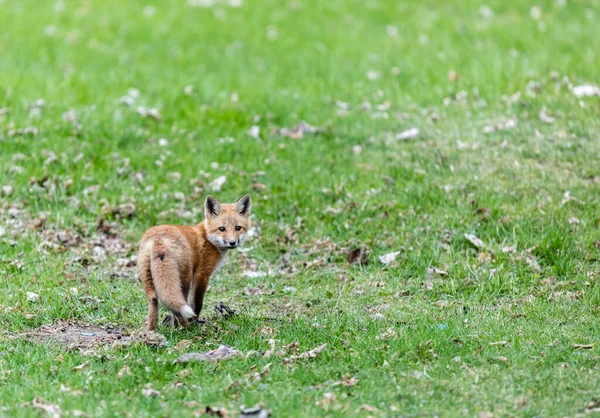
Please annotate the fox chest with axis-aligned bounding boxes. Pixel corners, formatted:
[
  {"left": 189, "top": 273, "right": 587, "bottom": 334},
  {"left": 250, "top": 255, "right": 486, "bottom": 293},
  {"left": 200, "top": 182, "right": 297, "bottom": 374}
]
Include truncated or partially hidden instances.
[{"left": 194, "top": 252, "right": 227, "bottom": 279}]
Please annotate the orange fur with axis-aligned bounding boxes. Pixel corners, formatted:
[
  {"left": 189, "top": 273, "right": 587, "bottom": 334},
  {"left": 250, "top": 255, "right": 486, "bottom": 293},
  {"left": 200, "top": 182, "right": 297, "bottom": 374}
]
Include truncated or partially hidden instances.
[{"left": 137, "top": 195, "right": 251, "bottom": 331}]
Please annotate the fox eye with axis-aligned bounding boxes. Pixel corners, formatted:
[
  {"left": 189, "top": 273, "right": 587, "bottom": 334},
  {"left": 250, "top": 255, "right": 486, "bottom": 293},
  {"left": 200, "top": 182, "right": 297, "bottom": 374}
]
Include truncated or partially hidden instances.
[
  {"left": 218, "top": 227, "right": 226, "bottom": 232},
  {"left": 235, "top": 226, "right": 242, "bottom": 231}
]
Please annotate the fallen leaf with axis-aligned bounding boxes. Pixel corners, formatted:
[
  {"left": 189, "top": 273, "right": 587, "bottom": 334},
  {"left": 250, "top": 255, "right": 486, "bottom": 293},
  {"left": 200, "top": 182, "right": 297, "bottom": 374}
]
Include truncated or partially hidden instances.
[
  {"left": 136, "top": 106, "right": 161, "bottom": 120},
  {"left": 585, "top": 399, "right": 600, "bottom": 413},
  {"left": 574, "top": 343, "right": 595, "bottom": 350},
  {"left": 209, "top": 175, "right": 227, "bottom": 192},
  {"left": 427, "top": 267, "right": 448, "bottom": 276},
  {"left": 175, "top": 339, "right": 193, "bottom": 351},
  {"left": 278, "top": 121, "right": 322, "bottom": 139},
  {"left": 27, "top": 292, "right": 40, "bottom": 302},
  {"left": 284, "top": 343, "right": 327, "bottom": 363},
  {"left": 464, "top": 233, "right": 485, "bottom": 248},
  {"left": 175, "top": 345, "right": 242, "bottom": 363},
  {"left": 31, "top": 398, "right": 62, "bottom": 418},
  {"left": 395, "top": 127, "right": 420, "bottom": 141},
  {"left": 483, "top": 117, "right": 517, "bottom": 133},
  {"left": 379, "top": 251, "right": 400, "bottom": 265},
  {"left": 489, "top": 341, "right": 508, "bottom": 346},
  {"left": 117, "top": 366, "right": 131, "bottom": 378},
  {"left": 247, "top": 125, "right": 260, "bottom": 139},
  {"left": 200, "top": 406, "right": 229, "bottom": 417},
  {"left": 561, "top": 191, "right": 585, "bottom": 206},
  {"left": 316, "top": 392, "right": 337, "bottom": 412},
  {"left": 494, "top": 356, "right": 509, "bottom": 365},
  {"left": 539, "top": 107, "right": 555, "bottom": 124},
  {"left": 572, "top": 84, "right": 600, "bottom": 98},
  {"left": 356, "top": 404, "right": 379, "bottom": 413},
  {"left": 72, "top": 361, "right": 89, "bottom": 372},
  {"left": 142, "top": 386, "right": 160, "bottom": 397},
  {"left": 530, "top": 6, "right": 542, "bottom": 20},
  {"left": 501, "top": 245, "right": 517, "bottom": 254},
  {"left": 333, "top": 374, "right": 359, "bottom": 387},
  {"left": 366, "top": 70, "right": 381, "bottom": 80},
  {"left": 348, "top": 247, "right": 369, "bottom": 265},
  {"left": 240, "top": 405, "right": 271, "bottom": 418},
  {"left": 243, "top": 271, "right": 268, "bottom": 279},
  {"left": 568, "top": 217, "right": 580, "bottom": 225},
  {"left": 251, "top": 182, "right": 266, "bottom": 191}
]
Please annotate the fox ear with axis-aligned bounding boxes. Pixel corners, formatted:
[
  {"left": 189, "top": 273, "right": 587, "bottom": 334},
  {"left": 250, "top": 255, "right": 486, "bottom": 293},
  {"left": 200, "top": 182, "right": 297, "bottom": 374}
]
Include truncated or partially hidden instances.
[
  {"left": 236, "top": 194, "right": 252, "bottom": 216},
  {"left": 204, "top": 195, "right": 222, "bottom": 218}
]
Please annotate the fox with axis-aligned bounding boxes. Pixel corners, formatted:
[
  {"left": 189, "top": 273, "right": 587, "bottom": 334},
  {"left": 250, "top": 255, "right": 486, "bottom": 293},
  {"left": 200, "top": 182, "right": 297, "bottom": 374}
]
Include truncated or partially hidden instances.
[{"left": 137, "top": 194, "right": 252, "bottom": 331}]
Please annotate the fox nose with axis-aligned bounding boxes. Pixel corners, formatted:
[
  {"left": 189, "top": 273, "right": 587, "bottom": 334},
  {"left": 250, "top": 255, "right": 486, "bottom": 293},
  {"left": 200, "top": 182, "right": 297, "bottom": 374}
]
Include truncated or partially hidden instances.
[{"left": 228, "top": 241, "right": 237, "bottom": 247}]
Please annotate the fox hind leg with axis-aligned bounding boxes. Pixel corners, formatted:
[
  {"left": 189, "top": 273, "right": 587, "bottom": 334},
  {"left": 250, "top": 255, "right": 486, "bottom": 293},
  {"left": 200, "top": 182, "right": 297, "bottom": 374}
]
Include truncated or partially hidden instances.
[{"left": 140, "top": 258, "right": 159, "bottom": 332}]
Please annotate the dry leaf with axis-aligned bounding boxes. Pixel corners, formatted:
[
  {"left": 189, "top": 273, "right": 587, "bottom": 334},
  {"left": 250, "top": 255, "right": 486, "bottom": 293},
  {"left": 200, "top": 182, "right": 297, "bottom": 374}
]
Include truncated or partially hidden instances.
[
  {"left": 561, "top": 191, "right": 585, "bottom": 206},
  {"left": 31, "top": 398, "right": 62, "bottom": 418},
  {"left": 539, "top": 107, "right": 555, "bottom": 124},
  {"left": 117, "top": 366, "right": 131, "bottom": 378},
  {"left": 427, "top": 267, "right": 448, "bottom": 276},
  {"left": 27, "top": 292, "right": 40, "bottom": 302},
  {"left": 334, "top": 374, "right": 359, "bottom": 387},
  {"left": 501, "top": 245, "right": 517, "bottom": 254},
  {"left": 175, "top": 345, "right": 242, "bottom": 363},
  {"left": 395, "top": 128, "right": 419, "bottom": 141},
  {"left": 284, "top": 343, "right": 327, "bottom": 363},
  {"left": 278, "top": 121, "right": 321, "bottom": 139},
  {"left": 348, "top": 247, "right": 369, "bottom": 265},
  {"left": 573, "top": 343, "right": 595, "bottom": 350},
  {"left": 136, "top": 106, "right": 162, "bottom": 120},
  {"left": 262, "top": 339, "right": 278, "bottom": 359},
  {"left": 489, "top": 341, "right": 508, "bottom": 346},
  {"left": 495, "top": 356, "right": 509, "bottom": 365},
  {"left": 379, "top": 251, "right": 400, "bottom": 265},
  {"left": 72, "top": 361, "right": 89, "bottom": 371},
  {"left": 316, "top": 392, "right": 337, "bottom": 412},
  {"left": 243, "top": 271, "right": 268, "bottom": 279},
  {"left": 142, "top": 386, "right": 160, "bottom": 397},
  {"left": 356, "top": 404, "right": 379, "bottom": 413},
  {"left": 572, "top": 85, "right": 600, "bottom": 98},
  {"left": 464, "top": 233, "right": 485, "bottom": 248},
  {"left": 247, "top": 126, "right": 260, "bottom": 139},
  {"left": 175, "top": 339, "right": 193, "bottom": 351},
  {"left": 200, "top": 406, "right": 229, "bottom": 417},
  {"left": 240, "top": 406, "right": 271, "bottom": 418},
  {"left": 483, "top": 117, "right": 517, "bottom": 133},
  {"left": 209, "top": 175, "right": 227, "bottom": 192}
]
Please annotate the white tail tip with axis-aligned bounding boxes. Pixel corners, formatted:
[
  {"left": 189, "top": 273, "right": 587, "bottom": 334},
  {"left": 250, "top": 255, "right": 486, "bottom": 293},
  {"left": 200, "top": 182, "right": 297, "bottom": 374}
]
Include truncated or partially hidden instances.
[{"left": 180, "top": 305, "right": 196, "bottom": 319}]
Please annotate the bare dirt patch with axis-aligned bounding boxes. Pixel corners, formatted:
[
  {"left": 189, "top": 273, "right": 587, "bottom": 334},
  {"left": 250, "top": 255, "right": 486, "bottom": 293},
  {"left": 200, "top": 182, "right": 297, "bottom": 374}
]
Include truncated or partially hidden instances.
[{"left": 22, "top": 321, "right": 133, "bottom": 352}]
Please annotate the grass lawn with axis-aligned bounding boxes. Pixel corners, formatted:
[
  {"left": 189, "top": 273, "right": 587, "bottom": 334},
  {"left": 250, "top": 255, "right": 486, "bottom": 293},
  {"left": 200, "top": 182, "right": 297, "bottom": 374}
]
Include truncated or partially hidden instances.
[{"left": 1, "top": 0, "right": 600, "bottom": 416}]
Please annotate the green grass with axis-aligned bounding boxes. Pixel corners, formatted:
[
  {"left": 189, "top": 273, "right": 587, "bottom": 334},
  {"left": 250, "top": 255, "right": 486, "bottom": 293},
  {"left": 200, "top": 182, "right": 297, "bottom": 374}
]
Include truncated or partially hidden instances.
[{"left": 1, "top": 0, "right": 600, "bottom": 416}]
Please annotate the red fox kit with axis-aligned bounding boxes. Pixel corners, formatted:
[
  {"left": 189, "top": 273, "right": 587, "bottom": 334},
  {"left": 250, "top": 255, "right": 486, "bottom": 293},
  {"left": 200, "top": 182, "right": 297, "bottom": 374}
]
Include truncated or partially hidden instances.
[{"left": 137, "top": 194, "right": 252, "bottom": 331}]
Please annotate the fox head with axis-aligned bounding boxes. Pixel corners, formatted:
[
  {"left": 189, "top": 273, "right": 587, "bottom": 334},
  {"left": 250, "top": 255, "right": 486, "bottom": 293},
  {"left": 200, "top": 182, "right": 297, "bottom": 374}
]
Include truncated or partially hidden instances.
[{"left": 204, "top": 194, "right": 252, "bottom": 250}]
